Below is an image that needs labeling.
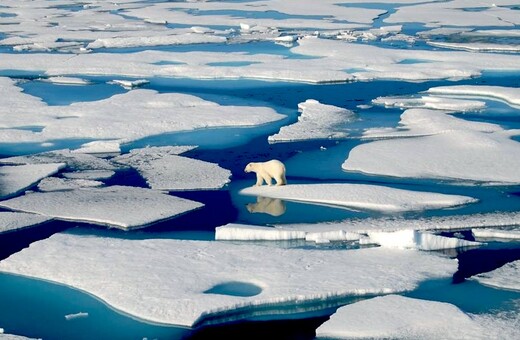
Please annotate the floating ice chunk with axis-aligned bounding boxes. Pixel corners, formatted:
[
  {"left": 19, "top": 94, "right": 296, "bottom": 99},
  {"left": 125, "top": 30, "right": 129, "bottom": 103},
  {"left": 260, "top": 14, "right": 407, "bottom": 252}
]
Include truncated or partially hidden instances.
[
  {"left": 40, "top": 77, "right": 92, "bottom": 85},
  {"left": 344, "top": 109, "right": 520, "bottom": 184},
  {"left": 190, "top": 26, "right": 214, "bottom": 34},
  {"left": 473, "top": 260, "right": 520, "bottom": 292},
  {"left": 108, "top": 79, "right": 149, "bottom": 89},
  {"left": 72, "top": 141, "right": 121, "bottom": 154},
  {"left": 366, "top": 229, "right": 482, "bottom": 251},
  {"left": 37, "top": 177, "right": 103, "bottom": 192},
  {"left": 0, "top": 212, "right": 52, "bottom": 234},
  {"left": 0, "top": 328, "right": 36, "bottom": 339},
  {"left": 305, "top": 230, "right": 360, "bottom": 243},
  {"left": 64, "top": 312, "right": 88, "bottom": 321},
  {"left": 372, "top": 95, "right": 486, "bottom": 112},
  {"left": 472, "top": 228, "right": 520, "bottom": 240},
  {"left": 0, "top": 233, "right": 456, "bottom": 327},
  {"left": 62, "top": 170, "right": 115, "bottom": 181},
  {"left": 0, "top": 149, "right": 116, "bottom": 171},
  {"left": 114, "top": 146, "right": 230, "bottom": 191},
  {"left": 427, "top": 85, "right": 520, "bottom": 107},
  {"left": 0, "top": 163, "right": 65, "bottom": 199},
  {"left": 86, "top": 34, "right": 226, "bottom": 49},
  {"left": 240, "top": 184, "right": 476, "bottom": 213},
  {"left": 0, "top": 186, "right": 203, "bottom": 230},
  {"left": 216, "top": 223, "right": 306, "bottom": 241},
  {"left": 268, "top": 99, "right": 355, "bottom": 143},
  {"left": 316, "top": 295, "right": 489, "bottom": 339}
]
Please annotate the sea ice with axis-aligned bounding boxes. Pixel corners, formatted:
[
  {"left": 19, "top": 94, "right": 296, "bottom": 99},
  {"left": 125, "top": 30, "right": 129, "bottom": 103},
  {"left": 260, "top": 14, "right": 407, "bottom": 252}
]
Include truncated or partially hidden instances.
[
  {"left": 365, "top": 229, "right": 481, "bottom": 251},
  {"left": 0, "top": 186, "right": 203, "bottom": 230},
  {"left": 37, "top": 177, "right": 103, "bottom": 192},
  {"left": 0, "top": 163, "right": 65, "bottom": 199},
  {"left": 240, "top": 183, "right": 476, "bottom": 213},
  {"left": 372, "top": 95, "right": 486, "bottom": 112},
  {"left": 472, "top": 228, "right": 520, "bottom": 241},
  {"left": 343, "top": 108, "right": 520, "bottom": 184},
  {"left": 0, "top": 212, "right": 52, "bottom": 234},
  {"left": 473, "top": 260, "right": 520, "bottom": 292},
  {"left": 315, "top": 294, "right": 513, "bottom": 339},
  {"left": 114, "top": 146, "right": 230, "bottom": 191},
  {"left": 72, "top": 141, "right": 121, "bottom": 154},
  {"left": 0, "top": 232, "right": 456, "bottom": 327},
  {"left": 426, "top": 85, "right": 520, "bottom": 107},
  {"left": 62, "top": 170, "right": 115, "bottom": 181},
  {"left": 268, "top": 99, "right": 356, "bottom": 143}
]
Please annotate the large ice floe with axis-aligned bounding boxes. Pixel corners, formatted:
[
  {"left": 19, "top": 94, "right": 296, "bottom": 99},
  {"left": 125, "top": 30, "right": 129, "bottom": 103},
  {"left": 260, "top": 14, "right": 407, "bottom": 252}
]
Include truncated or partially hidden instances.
[
  {"left": 113, "top": 146, "right": 231, "bottom": 191},
  {"left": 472, "top": 228, "right": 520, "bottom": 241},
  {"left": 0, "top": 78, "right": 284, "bottom": 145},
  {"left": 0, "top": 212, "right": 51, "bottom": 235},
  {"left": 268, "top": 99, "right": 356, "bottom": 143},
  {"left": 240, "top": 183, "right": 476, "bottom": 213},
  {"left": 473, "top": 260, "right": 520, "bottom": 292},
  {"left": 315, "top": 295, "right": 519, "bottom": 340},
  {"left": 343, "top": 107, "right": 520, "bottom": 184},
  {"left": 0, "top": 186, "right": 203, "bottom": 230},
  {"left": 0, "top": 163, "right": 64, "bottom": 199},
  {"left": 0, "top": 232, "right": 456, "bottom": 327}
]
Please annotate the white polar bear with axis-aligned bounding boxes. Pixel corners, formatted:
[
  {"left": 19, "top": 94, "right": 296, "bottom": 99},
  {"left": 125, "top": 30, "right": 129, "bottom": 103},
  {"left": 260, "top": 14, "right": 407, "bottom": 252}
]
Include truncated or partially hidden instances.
[{"left": 244, "top": 159, "right": 287, "bottom": 186}]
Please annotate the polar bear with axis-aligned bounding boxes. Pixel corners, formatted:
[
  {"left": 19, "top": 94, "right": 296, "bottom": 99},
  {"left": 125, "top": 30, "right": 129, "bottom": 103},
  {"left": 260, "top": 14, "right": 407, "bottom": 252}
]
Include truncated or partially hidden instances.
[{"left": 244, "top": 159, "right": 287, "bottom": 186}]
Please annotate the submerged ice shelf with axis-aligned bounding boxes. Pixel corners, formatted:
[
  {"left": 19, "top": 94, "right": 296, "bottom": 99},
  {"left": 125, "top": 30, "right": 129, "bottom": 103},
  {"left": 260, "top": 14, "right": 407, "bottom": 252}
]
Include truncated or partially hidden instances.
[{"left": 0, "top": 232, "right": 456, "bottom": 328}]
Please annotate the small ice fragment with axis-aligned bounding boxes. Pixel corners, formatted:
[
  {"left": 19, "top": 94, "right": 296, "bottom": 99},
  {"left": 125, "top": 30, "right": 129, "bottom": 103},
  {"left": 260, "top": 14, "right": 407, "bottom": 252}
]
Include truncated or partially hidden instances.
[{"left": 65, "top": 312, "right": 89, "bottom": 321}]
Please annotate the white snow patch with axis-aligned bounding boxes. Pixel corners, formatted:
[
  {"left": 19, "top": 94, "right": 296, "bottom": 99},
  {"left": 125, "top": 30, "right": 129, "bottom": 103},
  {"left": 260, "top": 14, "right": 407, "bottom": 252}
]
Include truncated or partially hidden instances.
[
  {"left": 316, "top": 295, "right": 509, "bottom": 339},
  {"left": 0, "top": 212, "right": 52, "bottom": 234},
  {"left": 0, "top": 186, "right": 203, "bottom": 230},
  {"left": 113, "top": 146, "right": 230, "bottom": 191},
  {"left": 0, "top": 232, "right": 456, "bottom": 327},
  {"left": 366, "top": 229, "right": 482, "bottom": 251},
  {"left": 344, "top": 109, "right": 520, "bottom": 184},
  {"left": 473, "top": 260, "right": 520, "bottom": 292},
  {"left": 268, "top": 99, "right": 355, "bottom": 143},
  {"left": 240, "top": 183, "right": 476, "bottom": 213},
  {"left": 472, "top": 228, "right": 520, "bottom": 240},
  {"left": 0, "top": 163, "right": 65, "bottom": 199}
]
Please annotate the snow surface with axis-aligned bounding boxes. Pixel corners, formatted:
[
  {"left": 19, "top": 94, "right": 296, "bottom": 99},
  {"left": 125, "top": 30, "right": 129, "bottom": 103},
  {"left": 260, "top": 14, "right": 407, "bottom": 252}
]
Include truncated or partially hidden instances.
[
  {"left": 0, "top": 212, "right": 52, "bottom": 235},
  {"left": 344, "top": 108, "right": 520, "bottom": 184},
  {"left": 268, "top": 99, "right": 355, "bottom": 143},
  {"left": 316, "top": 294, "right": 519, "bottom": 340},
  {"left": 114, "top": 146, "right": 231, "bottom": 191},
  {"left": 473, "top": 260, "right": 520, "bottom": 292},
  {"left": 0, "top": 163, "right": 65, "bottom": 199},
  {"left": 472, "top": 228, "right": 520, "bottom": 240},
  {"left": 0, "top": 79, "right": 284, "bottom": 145},
  {"left": 365, "top": 229, "right": 481, "bottom": 251},
  {"left": 0, "top": 186, "right": 203, "bottom": 230},
  {"left": 240, "top": 183, "right": 476, "bottom": 213},
  {"left": 0, "top": 232, "right": 456, "bottom": 327}
]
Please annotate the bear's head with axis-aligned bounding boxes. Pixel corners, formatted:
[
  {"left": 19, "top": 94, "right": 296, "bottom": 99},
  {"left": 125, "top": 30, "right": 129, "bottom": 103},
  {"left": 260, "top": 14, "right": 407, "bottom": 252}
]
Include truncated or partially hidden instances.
[{"left": 244, "top": 163, "right": 254, "bottom": 173}]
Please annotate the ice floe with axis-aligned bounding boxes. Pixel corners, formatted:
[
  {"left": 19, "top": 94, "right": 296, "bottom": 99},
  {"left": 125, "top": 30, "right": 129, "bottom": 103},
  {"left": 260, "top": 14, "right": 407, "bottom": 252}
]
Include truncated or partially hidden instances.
[
  {"left": 472, "top": 228, "right": 520, "bottom": 241},
  {"left": 62, "top": 170, "right": 115, "bottom": 181},
  {"left": 0, "top": 328, "right": 35, "bottom": 340},
  {"left": 240, "top": 183, "right": 476, "bottom": 213},
  {"left": 343, "top": 108, "right": 520, "bottom": 184},
  {"left": 316, "top": 294, "right": 518, "bottom": 340},
  {"left": 0, "top": 186, "right": 203, "bottom": 230},
  {"left": 268, "top": 99, "right": 356, "bottom": 143},
  {"left": 108, "top": 79, "right": 149, "bottom": 90},
  {"left": 364, "top": 229, "right": 481, "bottom": 251},
  {"left": 0, "top": 212, "right": 51, "bottom": 235},
  {"left": 113, "top": 146, "right": 230, "bottom": 191},
  {"left": 372, "top": 95, "right": 486, "bottom": 112},
  {"left": 0, "top": 163, "right": 65, "bottom": 199},
  {"left": 473, "top": 260, "right": 520, "bottom": 292},
  {"left": 0, "top": 232, "right": 456, "bottom": 327},
  {"left": 216, "top": 211, "right": 520, "bottom": 243},
  {"left": 0, "top": 81, "right": 284, "bottom": 145},
  {"left": 72, "top": 141, "right": 121, "bottom": 154},
  {"left": 37, "top": 177, "right": 103, "bottom": 192},
  {"left": 426, "top": 85, "right": 520, "bottom": 108}
]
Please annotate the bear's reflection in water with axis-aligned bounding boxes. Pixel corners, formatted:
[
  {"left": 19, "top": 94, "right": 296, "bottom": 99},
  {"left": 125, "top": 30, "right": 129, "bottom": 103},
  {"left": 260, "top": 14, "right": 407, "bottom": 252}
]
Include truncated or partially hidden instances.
[{"left": 246, "top": 196, "right": 286, "bottom": 216}]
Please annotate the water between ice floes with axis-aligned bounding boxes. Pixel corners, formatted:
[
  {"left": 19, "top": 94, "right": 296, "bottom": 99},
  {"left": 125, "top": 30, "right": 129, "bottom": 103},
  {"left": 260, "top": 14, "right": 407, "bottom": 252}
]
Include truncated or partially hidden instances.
[{"left": 1, "top": 69, "right": 520, "bottom": 339}]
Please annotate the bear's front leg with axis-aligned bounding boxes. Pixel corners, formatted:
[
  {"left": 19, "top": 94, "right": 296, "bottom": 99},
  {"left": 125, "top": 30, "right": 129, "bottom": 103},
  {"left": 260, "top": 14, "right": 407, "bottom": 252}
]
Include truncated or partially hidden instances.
[
  {"left": 255, "top": 174, "right": 264, "bottom": 186},
  {"left": 263, "top": 175, "right": 273, "bottom": 186}
]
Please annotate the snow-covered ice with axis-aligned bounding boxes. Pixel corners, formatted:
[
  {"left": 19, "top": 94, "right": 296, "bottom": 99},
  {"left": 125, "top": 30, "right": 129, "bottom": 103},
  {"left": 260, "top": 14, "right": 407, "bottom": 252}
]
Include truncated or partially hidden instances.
[
  {"left": 473, "top": 260, "right": 520, "bottom": 292},
  {"left": 62, "top": 170, "right": 115, "bottom": 181},
  {"left": 268, "top": 99, "right": 355, "bottom": 143},
  {"left": 0, "top": 212, "right": 52, "bottom": 235},
  {"left": 426, "top": 85, "right": 520, "bottom": 108},
  {"left": 472, "top": 228, "right": 520, "bottom": 241},
  {"left": 365, "top": 229, "right": 481, "bottom": 251},
  {"left": 316, "top": 294, "right": 518, "bottom": 339},
  {"left": 343, "top": 108, "right": 520, "bottom": 184},
  {"left": 37, "top": 177, "right": 103, "bottom": 192},
  {"left": 114, "top": 146, "right": 231, "bottom": 191},
  {"left": 0, "top": 232, "right": 456, "bottom": 327},
  {"left": 0, "top": 163, "right": 65, "bottom": 199},
  {"left": 0, "top": 186, "right": 203, "bottom": 230},
  {"left": 372, "top": 95, "right": 486, "bottom": 112},
  {"left": 72, "top": 141, "right": 121, "bottom": 154},
  {"left": 240, "top": 183, "right": 476, "bottom": 213}
]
